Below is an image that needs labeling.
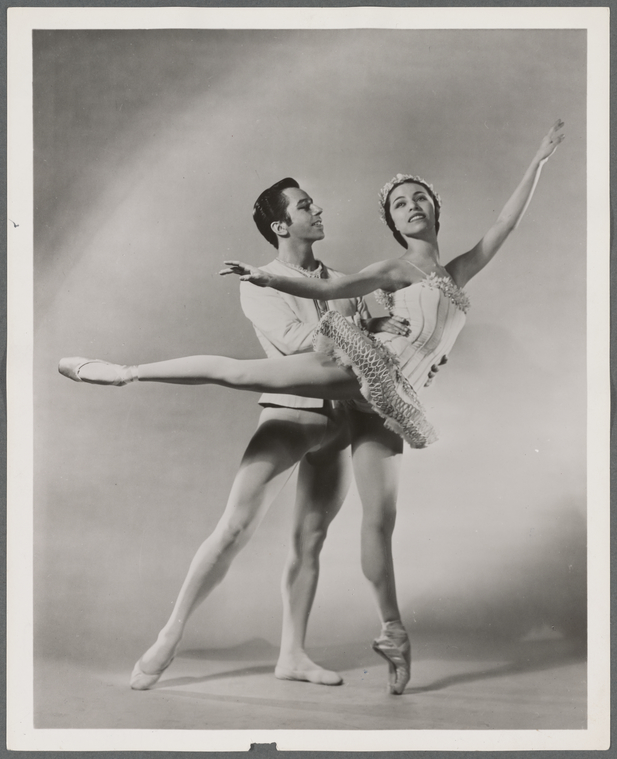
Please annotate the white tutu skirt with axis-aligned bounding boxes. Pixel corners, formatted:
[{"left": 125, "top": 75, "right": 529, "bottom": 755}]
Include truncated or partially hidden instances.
[{"left": 313, "top": 311, "right": 437, "bottom": 448}]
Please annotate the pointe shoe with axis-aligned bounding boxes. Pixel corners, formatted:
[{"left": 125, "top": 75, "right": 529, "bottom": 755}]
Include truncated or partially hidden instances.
[
  {"left": 130, "top": 656, "right": 175, "bottom": 690},
  {"left": 274, "top": 664, "right": 343, "bottom": 686},
  {"left": 372, "top": 623, "right": 411, "bottom": 695},
  {"left": 58, "top": 357, "right": 135, "bottom": 386}
]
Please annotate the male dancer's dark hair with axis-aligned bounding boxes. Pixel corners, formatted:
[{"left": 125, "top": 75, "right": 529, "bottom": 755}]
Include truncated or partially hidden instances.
[{"left": 253, "top": 177, "right": 300, "bottom": 248}]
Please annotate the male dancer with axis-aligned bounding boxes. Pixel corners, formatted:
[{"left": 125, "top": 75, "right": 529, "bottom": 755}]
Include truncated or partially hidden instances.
[{"left": 129, "top": 177, "right": 412, "bottom": 689}]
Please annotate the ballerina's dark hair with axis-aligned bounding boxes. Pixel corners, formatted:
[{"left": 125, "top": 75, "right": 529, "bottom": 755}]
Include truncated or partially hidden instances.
[
  {"left": 379, "top": 174, "right": 441, "bottom": 248},
  {"left": 253, "top": 178, "right": 300, "bottom": 249}
]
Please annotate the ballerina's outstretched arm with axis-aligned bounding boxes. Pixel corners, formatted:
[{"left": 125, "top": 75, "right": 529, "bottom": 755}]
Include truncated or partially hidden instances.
[
  {"left": 446, "top": 120, "right": 565, "bottom": 288},
  {"left": 219, "top": 256, "right": 416, "bottom": 301}
]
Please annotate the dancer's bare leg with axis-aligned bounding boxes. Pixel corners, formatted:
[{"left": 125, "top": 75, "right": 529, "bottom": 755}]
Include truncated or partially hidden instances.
[
  {"left": 350, "top": 411, "right": 403, "bottom": 622},
  {"left": 60, "top": 352, "right": 362, "bottom": 400},
  {"left": 349, "top": 410, "right": 410, "bottom": 695},
  {"left": 133, "top": 406, "right": 341, "bottom": 686},
  {"left": 276, "top": 411, "right": 352, "bottom": 685}
]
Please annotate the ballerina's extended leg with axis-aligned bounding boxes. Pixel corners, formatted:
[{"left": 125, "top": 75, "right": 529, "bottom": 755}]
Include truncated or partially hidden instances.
[{"left": 59, "top": 353, "right": 360, "bottom": 400}]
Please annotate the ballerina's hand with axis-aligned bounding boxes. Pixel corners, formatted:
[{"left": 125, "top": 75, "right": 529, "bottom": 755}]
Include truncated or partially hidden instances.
[
  {"left": 536, "top": 120, "right": 565, "bottom": 164},
  {"left": 219, "top": 260, "right": 273, "bottom": 287}
]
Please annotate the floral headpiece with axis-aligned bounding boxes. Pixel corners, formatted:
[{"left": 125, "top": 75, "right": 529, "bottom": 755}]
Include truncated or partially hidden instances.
[{"left": 378, "top": 174, "right": 441, "bottom": 224}]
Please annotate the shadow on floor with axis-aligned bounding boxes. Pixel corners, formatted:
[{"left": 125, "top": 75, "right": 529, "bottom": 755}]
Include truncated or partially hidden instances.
[
  {"left": 406, "top": 639, "right": 585, "bottom": 694},
  {"left": 164, "top": 634, "right": 586, "bottom": 696},
  {"left": 151, "top": 664, "right": 274, "bottom": 690},
  {"left": 181, "top": 638, "right": 279, "bottom": 662}
]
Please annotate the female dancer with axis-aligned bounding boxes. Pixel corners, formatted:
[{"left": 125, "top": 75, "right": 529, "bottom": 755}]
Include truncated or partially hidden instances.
[{"left": 59, "top": 121, "right": 564, "bottom": 692}]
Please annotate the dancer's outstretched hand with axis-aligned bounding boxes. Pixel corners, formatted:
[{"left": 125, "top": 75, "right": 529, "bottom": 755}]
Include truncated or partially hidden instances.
[
  {"left": 536, "top": 120, "right": 565, "bottom": 164},
  {"left": 220, "top": 261, "right": 273, "bottom": 287}
]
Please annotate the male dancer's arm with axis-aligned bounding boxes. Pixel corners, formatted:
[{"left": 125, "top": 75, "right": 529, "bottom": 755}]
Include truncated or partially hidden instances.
[{"left": 239, "top": 282, "right": 320, "bottom": 356}]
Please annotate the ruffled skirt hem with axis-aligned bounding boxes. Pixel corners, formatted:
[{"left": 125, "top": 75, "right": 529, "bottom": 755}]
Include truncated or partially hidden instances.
[{"left": 313, "top": 311, "right": 437, "bottom": 449}]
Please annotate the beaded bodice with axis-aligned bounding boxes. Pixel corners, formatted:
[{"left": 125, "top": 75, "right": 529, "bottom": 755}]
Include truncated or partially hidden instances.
[
  {"left": 312, "top": 265, "right": 469, "bottom": 447},
  {"left": 375, "top": 272, "right": 470, "bottom": 315}
]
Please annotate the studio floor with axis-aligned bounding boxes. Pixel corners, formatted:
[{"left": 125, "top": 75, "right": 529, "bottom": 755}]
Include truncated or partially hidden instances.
[{"left": 35, "top": 633, "right": 586, "bottom": 731}]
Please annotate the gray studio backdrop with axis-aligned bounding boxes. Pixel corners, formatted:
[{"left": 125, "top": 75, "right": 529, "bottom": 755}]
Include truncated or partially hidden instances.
[{"left": 34, "top": 29, "right": 586, "bottom": 667}]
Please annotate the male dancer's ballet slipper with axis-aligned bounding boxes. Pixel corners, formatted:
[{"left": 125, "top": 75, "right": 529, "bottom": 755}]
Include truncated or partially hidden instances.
[
  {"left": 274, "top": 665, "right": 343, "bottom": 686},
  {"left": 372, "top": 624, "right": 411, "bottom": 695},
  {"left": 130, "top": 656, "right": 175, "bottom": 690},
  {"left": 58, "top": 357, "right": 135, "bottom": 386}
]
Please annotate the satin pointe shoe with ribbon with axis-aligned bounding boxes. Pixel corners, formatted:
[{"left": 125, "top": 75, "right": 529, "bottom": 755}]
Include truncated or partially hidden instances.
[
  {"left": 371, "top": 620, "right": 411, "bottom": 695},
  {"left": 58, "top": 357, "right": 137, "bottom": 386}
]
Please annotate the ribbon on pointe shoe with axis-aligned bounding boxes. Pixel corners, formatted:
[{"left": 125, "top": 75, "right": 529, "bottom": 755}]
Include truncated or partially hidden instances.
[{"left": 372, "top": 621, "right": 411, "bottom": 695}]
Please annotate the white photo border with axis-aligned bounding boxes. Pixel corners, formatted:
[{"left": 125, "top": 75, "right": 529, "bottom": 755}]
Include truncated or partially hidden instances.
[{"left": 7, "top": 6, "right": 610, "bottom": 752}]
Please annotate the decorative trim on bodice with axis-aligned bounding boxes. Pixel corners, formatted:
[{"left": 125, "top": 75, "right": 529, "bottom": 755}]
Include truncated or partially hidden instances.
[
  {"left": 375, "top": 272, "right": 471, "bottom": 315},
  {"left": 373, "top": 289, "right": 395, "bottom": 311}
]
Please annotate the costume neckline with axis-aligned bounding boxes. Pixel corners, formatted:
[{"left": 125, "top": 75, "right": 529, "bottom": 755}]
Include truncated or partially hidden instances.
[
  {"left": 400, "top": 258, "right": 452, "bottom": 283},
  {"left": 375, "top": 273, "right": 470, "bottom": 314},
  {"left": 397, "top": 258, "right": 467, "bottom": 296}
]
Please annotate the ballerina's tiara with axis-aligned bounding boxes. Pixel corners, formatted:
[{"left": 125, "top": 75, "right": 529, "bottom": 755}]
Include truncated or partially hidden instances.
[{"left": 378, "top": 174, "right": 441, "bottom": 224}]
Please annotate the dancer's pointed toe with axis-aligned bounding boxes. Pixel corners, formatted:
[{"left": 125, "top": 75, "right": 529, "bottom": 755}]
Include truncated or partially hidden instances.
[
  {"left": 372, "top": 623, "right": 411, "bottom": 695},
  {"left": 58, "top": 357, "right": 91, "bottom": 382},
  {"left": 58, "top": 357, "right": 136, "bottom": 386},
  {"left": 130, "top": 657, "right": 174, "bottom": 690}
]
